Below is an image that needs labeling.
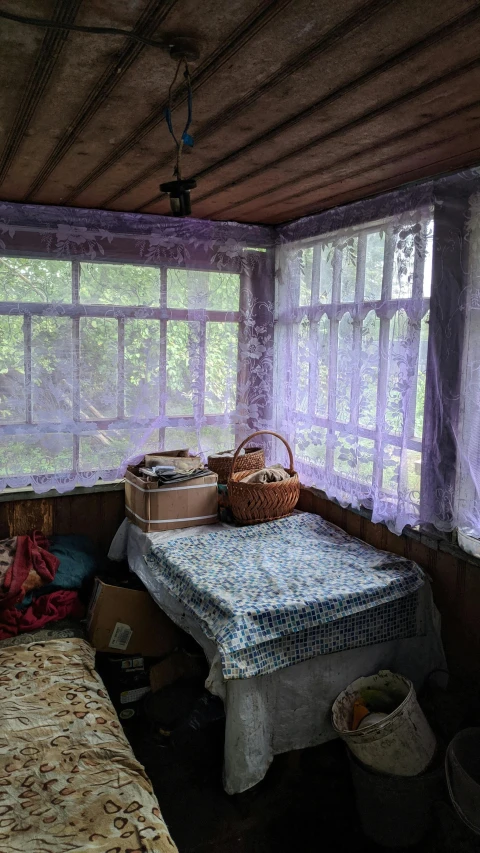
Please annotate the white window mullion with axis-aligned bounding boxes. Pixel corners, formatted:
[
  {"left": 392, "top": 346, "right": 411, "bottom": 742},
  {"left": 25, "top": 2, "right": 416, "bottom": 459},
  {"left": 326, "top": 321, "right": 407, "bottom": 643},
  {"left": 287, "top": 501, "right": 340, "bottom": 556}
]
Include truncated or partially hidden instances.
[
  {"left": 372, "top": 226, "right": 395, "bottom": 494},
  {"left": 23, "top": 313, "right": 32, "bottom": 424},
  {"left": 158, "top": 266, "right": 167, "bottom": 447},
  {"left": 72, "top": 260, "right": 80, "bottom": 473},
  {"left": 349, "top": 232, "right": 367, "bottom": 428},
  {"left": 117, "top": 317, "right": 125, "bottom": 419},
  {"left": 404, "top": 221, "right": 427, "bottom": 440},
  {"left": 307, "top": 245, "right": 321, "bottom": 417},
  {"left": 326, "top": 245, "right": 342, "bottom": 475},
  {"left": 397, "top": 221, "right": 427, "bottom": 503}
]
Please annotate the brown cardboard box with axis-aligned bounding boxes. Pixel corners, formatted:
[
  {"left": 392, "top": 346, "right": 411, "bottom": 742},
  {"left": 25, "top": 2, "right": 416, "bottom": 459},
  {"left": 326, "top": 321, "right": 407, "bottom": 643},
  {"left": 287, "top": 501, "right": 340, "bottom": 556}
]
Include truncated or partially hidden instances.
[
  {"left": 87, "top": 578, "right": 181, "bottom": 656},
  {"left": 149, "top": 650, "right": 205, "bottom": 693},
  {"left": 125, "top": 459, "right": 218, "bottom": 533}
]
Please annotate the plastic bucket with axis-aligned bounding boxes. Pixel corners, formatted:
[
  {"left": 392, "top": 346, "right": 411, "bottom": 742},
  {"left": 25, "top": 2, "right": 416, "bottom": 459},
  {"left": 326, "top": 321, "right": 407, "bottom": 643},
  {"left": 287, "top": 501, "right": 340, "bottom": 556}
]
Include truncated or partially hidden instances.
[
  {"left": 446, "top": 728, "right": 480, "bottom": 835},
  {"left": 332, "top": 670, "right": 436, "bottom": 776},
  {"left": 348, "top": 752, "right": 445, "bottom": 847}
]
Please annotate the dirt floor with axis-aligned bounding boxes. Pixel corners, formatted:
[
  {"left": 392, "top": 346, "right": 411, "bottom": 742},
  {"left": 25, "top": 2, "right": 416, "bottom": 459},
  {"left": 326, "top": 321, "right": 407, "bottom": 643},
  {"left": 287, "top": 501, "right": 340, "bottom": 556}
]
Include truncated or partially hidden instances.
[{"left": 122, "top": 709, "right": 478, "bottom": 853}]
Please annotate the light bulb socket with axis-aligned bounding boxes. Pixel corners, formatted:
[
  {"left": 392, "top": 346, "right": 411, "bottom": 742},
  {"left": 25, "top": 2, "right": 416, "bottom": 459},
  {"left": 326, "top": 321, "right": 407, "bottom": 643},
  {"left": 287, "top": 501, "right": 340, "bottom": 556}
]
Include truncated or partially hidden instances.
[
  {"left": 160, "top": 178, "right": 197, "bottom": 217},
  {"left": 168, "top": 36, "right": 201, "bottom": 62}
]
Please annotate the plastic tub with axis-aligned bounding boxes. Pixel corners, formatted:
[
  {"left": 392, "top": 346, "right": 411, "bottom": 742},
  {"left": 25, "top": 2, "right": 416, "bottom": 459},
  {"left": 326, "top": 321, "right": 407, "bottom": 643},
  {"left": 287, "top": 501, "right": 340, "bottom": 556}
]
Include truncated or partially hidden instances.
[
  {"left": 446, "top": 728, "right": 480, "bottom": 835},
  {"left": 332, "top": 670, "right": 436, "bottom": 776}
]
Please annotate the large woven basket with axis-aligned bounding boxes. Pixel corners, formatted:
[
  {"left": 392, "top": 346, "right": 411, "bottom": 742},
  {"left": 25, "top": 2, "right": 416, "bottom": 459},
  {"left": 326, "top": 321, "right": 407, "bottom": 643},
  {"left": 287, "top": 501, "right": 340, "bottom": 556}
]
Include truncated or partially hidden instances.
[
  {"left": 207, "top": 445, "right": 265, "bottom": 485},
  {"left": 228, "top": 430, "right": 300, "bottom": 525}
]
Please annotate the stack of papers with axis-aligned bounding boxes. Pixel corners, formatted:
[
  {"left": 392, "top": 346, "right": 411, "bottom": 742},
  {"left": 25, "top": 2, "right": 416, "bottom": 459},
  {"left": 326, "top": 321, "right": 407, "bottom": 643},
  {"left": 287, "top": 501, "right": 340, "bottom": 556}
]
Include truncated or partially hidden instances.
[{"left": 139, "top": 467, "right": 213, "bottom": 486}]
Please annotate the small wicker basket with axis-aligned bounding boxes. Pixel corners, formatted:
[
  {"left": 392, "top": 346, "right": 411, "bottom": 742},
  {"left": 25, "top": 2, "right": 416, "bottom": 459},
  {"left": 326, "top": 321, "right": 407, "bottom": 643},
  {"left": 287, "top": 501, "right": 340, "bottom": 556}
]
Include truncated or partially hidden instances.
[
  {"left": 207, "top": 445, "right": 265, "bottom": 485},
  {"left": 228, "top": 430, "right": 300, "bottom": 525}
]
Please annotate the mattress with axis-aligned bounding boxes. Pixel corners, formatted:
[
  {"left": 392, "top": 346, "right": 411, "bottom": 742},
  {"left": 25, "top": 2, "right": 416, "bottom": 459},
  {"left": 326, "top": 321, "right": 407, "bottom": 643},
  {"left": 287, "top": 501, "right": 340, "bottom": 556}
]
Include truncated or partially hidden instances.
[
  {"left": 0, "top": 638, "right": 177, "bottom": 852},
  {"left": 140, "top": 512, "right": 425, "bottom": 679}
]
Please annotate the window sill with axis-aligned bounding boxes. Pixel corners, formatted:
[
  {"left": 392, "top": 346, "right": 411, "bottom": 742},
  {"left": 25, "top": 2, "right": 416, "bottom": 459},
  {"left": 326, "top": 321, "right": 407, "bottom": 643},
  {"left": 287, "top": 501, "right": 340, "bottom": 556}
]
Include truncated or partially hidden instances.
[{"left": 0, "top": 480, "right": 125, "bottom": 503}]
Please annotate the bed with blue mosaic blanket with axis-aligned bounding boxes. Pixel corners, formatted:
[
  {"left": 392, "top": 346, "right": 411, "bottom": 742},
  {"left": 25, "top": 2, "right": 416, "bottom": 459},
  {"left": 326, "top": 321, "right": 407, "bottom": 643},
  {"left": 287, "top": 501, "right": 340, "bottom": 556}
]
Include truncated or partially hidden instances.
[{"left": 144, "top": 512, "right": 425, "bottom": 679}]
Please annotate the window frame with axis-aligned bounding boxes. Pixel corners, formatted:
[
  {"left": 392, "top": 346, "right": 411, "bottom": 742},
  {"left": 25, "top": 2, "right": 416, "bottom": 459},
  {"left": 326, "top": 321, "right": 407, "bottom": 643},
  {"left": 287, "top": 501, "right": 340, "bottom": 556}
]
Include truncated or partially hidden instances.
[
  {"left": 275, "top": 209, "right": 432, "bottom": 508},
  {"left": 0, "top": 257, "right": 247, "bottom": 485}
]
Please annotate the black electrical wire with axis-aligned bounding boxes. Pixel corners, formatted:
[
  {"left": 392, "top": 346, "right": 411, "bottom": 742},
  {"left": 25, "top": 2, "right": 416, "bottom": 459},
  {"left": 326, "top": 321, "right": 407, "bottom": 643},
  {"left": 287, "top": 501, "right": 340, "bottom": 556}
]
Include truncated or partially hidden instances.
[{"left": 0, "top": 8, "right": 170, "bottom": 50}]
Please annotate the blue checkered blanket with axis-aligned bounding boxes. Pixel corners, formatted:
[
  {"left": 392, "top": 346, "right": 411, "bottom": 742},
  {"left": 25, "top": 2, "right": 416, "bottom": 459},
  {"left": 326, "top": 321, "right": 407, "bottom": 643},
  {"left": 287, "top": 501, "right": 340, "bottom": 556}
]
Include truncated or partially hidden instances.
[{"left": 145, "top": 513, "right": 424, "bottom": 678}]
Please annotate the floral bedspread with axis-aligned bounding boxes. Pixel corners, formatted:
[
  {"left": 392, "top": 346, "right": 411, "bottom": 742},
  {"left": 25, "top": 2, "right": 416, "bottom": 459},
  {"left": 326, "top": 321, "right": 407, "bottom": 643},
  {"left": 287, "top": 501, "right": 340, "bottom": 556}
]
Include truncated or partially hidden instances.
[
  {"left": 146, "top": 513, "right": 425, "bottom": 679},
  {"left": 0, "top": 638, "right": 177, "bottom": 852}
]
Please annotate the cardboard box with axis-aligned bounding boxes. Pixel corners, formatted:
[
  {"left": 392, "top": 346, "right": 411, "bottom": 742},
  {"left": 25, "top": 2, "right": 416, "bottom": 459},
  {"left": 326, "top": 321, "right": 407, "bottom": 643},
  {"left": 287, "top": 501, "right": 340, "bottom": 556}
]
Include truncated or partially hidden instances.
[
  {"left": 96, "top": 653, "right": 152, "bottom": 721},
  {"left": 87, "top": 578, "right": 181, "bottom": 656},
  {"left": 125, "top": 458, "right": 218, "bottom": 533},
  {"left": 150, "top": 650, "right": 206, "bottom": 693}
]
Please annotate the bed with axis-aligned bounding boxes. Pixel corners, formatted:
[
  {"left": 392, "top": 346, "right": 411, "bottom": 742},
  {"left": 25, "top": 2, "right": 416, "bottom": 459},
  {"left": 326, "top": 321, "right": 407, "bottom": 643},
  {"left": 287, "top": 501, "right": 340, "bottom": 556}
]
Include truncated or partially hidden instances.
[
  {"left": 0, "top": 637, "right": 177, "bottom": 852},
  {"left": 110, "top": 512, "right": 446, "bottom": 794}
]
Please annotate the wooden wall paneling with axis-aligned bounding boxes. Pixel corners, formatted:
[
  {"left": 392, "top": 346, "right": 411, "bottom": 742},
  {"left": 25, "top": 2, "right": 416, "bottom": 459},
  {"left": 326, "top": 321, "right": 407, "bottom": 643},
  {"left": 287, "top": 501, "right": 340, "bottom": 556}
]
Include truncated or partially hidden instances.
[
  {"left": 343, "top": 508, "right": 363, "bottom": 541},
  {"left": 406, "top": 538, "right": 434, "bottom": 574},
  {"left": 0, "top": 503, "right": 9, "bottom": 539},
  {"left": 7, "top": 498, "right": 54, "bottom": 537},
  {"left": 51, "top": 493, "right": 73, "bottom": 538},
  {"left": 0, "top": 486, "right": 126, "bottom": 555},
  {"left": 95, "top": 490, "right": 125, "bottom": 554}
]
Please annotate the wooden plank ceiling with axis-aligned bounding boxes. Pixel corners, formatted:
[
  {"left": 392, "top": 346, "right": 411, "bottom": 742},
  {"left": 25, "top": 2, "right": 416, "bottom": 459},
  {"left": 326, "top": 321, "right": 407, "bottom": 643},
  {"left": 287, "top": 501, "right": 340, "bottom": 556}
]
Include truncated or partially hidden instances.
[{"left": 1, "top": 0, "right": 480, "bottom": 225}]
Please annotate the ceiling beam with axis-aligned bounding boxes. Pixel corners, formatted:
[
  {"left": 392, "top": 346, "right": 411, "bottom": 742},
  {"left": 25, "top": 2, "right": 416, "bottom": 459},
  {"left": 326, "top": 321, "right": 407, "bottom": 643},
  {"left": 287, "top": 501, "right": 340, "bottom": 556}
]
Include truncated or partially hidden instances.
[
  {"left": 99, "top": 0, "right": 393, "bottom": 208},
  {"left": 210, "top": 100, "right": 480, "bottom": 220},
  {"left": 138, "top": 3, "right": 480, "bottom": 212},
  {"left": 264, "top": 140, "right": 480, "bottom": 223},
  {"left": 24, "top": 0, "right": 179, "bottom": 201},
  {"left": 246, "top": 114, "right": 480, "bottom": 221},
  {"left": 62, "top": 0, "right": 294, "bottom": 204},
  {"left": 0, "top": 0, "right": 83, "bottom": 188}
]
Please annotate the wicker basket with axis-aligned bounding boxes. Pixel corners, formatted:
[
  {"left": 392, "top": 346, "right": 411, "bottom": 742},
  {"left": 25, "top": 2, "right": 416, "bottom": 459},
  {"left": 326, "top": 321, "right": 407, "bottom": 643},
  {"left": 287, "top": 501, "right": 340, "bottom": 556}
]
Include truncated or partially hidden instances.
[
  {"left": 228, "top": 430, "right": 300, "bottom": 525},
  {"left": 207, "top": 445, "right": 265, "bottom": 485}
]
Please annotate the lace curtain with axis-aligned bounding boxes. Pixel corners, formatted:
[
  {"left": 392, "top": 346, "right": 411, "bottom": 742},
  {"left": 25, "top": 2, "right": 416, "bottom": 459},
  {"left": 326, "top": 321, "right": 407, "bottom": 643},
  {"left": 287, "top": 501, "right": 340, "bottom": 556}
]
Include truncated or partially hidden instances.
[
  {"left": 275, "top": 171, "right": 480, "bottom": 536},
  {"left": 0, "top": 203, "right": 275, "bottom": 492},
  {"left": 3, "top": 168, "right": 480, "bottom": 539},
  {"left": 455, "top": 192, "right": 480, "bottom": 541}
]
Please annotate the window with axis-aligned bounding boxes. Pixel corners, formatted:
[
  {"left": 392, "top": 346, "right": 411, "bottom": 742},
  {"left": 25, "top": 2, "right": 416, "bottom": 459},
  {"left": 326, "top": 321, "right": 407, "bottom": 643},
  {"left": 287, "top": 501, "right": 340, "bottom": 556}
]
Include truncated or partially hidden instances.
[
  {"left": 0, "top": 258, "right": 242, "bottom": 487},
  {"left": 275, "top": 211, "right": 433, "bottom": 529}
]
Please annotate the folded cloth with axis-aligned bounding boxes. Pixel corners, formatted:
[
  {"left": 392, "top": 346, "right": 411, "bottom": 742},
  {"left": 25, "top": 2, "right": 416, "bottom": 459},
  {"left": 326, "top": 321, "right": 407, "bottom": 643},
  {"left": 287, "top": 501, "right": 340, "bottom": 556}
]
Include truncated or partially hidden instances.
[
  {"left": 209, "top": 449, "right": 246, "bottom": 458},
  {"left": 0, "top": 589, "right": 84, "bottom": 639},
  {"left": 0, "top": 531, "right": 59, "bottom": 611},
  {"left": 241, "top": 464, "right": 290, "bottom": 484},
  {"left": 147, "top": 468, "right": 213, "bottom": 486}
]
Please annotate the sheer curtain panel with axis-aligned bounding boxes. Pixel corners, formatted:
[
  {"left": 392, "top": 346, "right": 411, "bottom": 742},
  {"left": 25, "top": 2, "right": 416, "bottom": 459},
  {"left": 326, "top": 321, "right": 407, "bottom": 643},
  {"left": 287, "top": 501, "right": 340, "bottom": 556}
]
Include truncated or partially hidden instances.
[
  {"left": 0, "top": 204, "right": 274, "bottom": 492},
  {"left": 275, "top": 170, "right": 480, "bottom": 536},
  {"left": 3, "top": 167, "right": 480, "bottom": 540}
]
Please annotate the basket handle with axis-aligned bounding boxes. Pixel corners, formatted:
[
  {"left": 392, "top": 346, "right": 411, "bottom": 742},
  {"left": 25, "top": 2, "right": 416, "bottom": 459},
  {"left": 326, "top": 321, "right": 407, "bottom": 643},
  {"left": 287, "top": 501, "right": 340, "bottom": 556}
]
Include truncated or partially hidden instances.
[{"left": 229, "top": 430, "right": 294, "bottom": 481}]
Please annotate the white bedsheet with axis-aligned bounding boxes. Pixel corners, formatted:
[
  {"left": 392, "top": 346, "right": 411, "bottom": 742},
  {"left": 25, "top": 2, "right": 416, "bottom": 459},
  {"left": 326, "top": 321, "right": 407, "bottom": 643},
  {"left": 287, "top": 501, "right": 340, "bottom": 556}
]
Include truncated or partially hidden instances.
[{"left": 109, "top": 518, "right": 446, "bottom": 794}]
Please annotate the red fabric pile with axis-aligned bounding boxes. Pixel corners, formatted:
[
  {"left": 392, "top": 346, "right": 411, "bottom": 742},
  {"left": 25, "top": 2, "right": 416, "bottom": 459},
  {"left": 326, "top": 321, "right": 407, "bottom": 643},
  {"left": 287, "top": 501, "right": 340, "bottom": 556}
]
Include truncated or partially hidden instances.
[{"left": 0, "top": 531, "right": 84, "bottom": 639}]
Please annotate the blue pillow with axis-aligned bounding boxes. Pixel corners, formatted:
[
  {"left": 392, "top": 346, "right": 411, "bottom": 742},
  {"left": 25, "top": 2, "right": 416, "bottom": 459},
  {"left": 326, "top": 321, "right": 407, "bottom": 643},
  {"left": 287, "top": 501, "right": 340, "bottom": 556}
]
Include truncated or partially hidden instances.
[{"left": 20, "top": 535, "right": 97, "bottom": 608}]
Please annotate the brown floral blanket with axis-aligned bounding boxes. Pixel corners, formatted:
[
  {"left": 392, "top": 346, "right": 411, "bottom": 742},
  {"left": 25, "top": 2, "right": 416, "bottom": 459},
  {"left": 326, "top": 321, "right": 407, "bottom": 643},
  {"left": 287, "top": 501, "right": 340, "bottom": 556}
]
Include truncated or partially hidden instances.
[{"left": 0, "top": 638, "right": 177, "bottom": 852}]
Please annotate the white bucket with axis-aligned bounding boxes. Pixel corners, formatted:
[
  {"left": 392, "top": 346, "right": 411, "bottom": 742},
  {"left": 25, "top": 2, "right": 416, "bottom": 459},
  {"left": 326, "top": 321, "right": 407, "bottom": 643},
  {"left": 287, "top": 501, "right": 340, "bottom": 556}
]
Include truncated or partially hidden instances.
[{"left": 331, "top": 670, "right": 436, "bottom": 776}]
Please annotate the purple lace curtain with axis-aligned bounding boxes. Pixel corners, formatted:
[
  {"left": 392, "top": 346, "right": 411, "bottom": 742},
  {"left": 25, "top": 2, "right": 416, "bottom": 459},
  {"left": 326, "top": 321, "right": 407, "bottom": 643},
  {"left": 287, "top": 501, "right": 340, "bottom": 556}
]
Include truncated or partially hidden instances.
[
  {"left": 275, "top": 170, "right": 480, "bottom": 537},
  {"left": 2, "top": 167, "right": 480, "bottom": 540},
  {"left": 0, "top": 203, "right": 274, "bottom": 492}
]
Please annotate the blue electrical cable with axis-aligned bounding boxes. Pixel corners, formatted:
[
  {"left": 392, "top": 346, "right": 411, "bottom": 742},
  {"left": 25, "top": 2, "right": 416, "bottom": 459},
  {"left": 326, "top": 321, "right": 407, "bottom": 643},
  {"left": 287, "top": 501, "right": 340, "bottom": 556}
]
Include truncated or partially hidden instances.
[{"left": 164, "top": 58, "right": 194, "bottom": 180}]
